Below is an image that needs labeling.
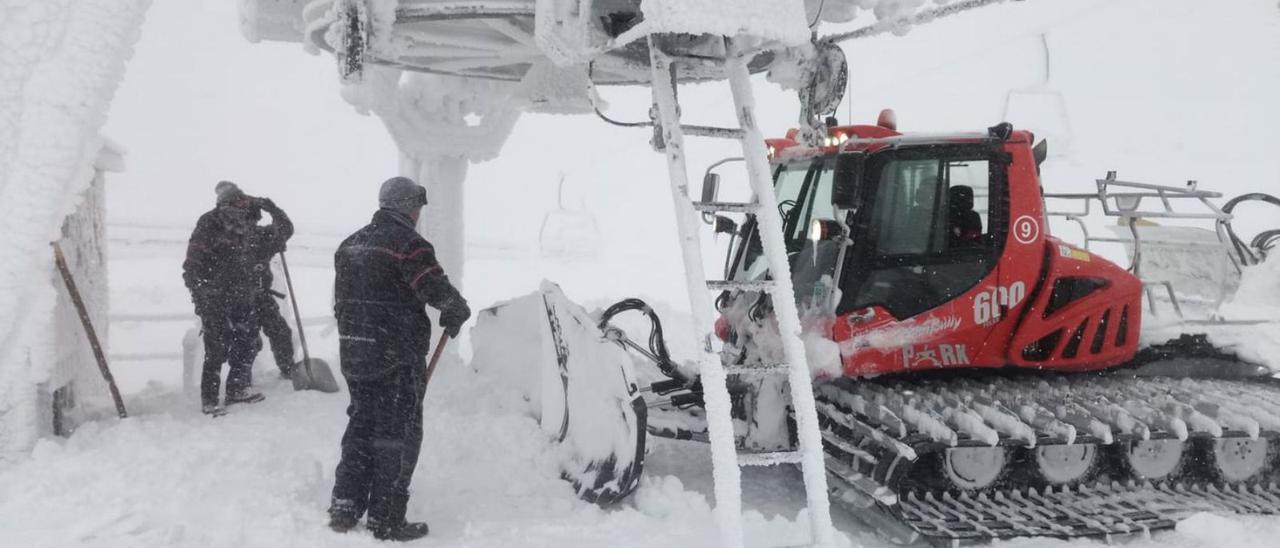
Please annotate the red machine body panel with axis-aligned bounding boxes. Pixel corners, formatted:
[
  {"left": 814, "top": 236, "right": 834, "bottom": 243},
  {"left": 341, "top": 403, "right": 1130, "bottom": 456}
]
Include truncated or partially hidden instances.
[{"left": 815, "top": 130, "right": 1144, "bottom": 377}]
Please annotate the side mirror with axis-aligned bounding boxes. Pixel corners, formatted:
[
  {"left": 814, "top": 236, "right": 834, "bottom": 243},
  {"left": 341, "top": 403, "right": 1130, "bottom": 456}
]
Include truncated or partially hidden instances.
[
  {"left": 714, "top": 215, "right": 738, "bottom": 236},
  {"left": 832, "top": 153, "right": 864, "bottom": 209},
  {"left": 1032, "top": 139, "right": 1049, "bottom": 167},
  {"left": 701, "top": 172, "right": 720, "bottom": 203}
]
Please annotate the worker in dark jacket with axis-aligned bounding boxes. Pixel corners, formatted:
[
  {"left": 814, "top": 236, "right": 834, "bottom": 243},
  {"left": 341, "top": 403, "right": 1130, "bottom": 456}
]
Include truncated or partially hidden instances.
[
  {"left": 328, "top": 177, "right": 470, "bottom": 541},
  {"left": 246, "top": 200, "right": 296, "bottom": 379},
  {"left": 183, "top": 182, "right": 287, "bottom": 415}
]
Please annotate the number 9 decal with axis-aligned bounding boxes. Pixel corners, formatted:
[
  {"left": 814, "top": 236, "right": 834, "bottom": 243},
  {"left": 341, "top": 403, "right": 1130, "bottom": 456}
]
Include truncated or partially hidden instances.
[{"left": 1013, "top": 215, "right": 1040, "bottom": 244}]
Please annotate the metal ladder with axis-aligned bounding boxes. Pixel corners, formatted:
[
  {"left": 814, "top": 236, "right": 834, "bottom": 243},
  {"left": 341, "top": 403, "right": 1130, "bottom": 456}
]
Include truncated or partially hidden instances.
[{"left": 645, "top": 35, "right": 836, "bottom": 548}]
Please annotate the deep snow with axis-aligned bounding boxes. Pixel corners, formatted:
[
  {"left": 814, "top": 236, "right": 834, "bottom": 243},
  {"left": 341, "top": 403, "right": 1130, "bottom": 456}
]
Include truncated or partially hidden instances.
[{"left": 5, "top": 231, "right": 1280, "bottom": 548}]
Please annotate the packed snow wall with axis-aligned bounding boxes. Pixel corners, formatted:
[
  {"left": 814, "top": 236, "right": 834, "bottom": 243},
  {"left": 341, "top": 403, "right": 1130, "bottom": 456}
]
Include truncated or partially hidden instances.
[{"left": 0, "top": 0, "right": 150, "bottom": 456}]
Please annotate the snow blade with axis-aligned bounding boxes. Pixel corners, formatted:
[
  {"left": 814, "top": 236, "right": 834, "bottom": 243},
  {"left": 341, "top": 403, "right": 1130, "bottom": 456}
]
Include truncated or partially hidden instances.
[
  {"left": 539, "top": 282, "right": 646, "bottom": 504},
  {"left": 473, "top": 282, "right": 647, "bottom": 505},
  {"left": 291, "top": 357, "right": 340, "bottom": 393}
]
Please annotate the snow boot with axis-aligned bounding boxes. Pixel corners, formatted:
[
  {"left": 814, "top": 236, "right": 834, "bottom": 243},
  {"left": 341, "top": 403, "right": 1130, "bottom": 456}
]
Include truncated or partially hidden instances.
[
  {"left": 202, "top": 403, "right": 227, "bottom": 417},
  {"left": 225, "top": 390, "right": 265, "bottom": 406},
  {"left": 328, "top": 512, "right": 359, "bottom": 533},
  {"left": 328, "top": 498, "right": 363, "bottom": 533},
  {"left": 368, "top": 520, "right": 429, "bottom": 542}
]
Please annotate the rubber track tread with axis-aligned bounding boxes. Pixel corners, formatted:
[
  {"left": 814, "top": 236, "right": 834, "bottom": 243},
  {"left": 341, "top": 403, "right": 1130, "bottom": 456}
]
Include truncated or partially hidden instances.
[{"left": 816, "top": 372, "right": 1280, "bottom": 543}]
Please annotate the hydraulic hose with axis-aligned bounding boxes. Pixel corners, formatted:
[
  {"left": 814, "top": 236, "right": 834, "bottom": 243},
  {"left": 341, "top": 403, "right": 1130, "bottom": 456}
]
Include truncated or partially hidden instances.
[
  {"left": 1222, "top": 192, "right": 1280, "bottom": 266},
  {"left": 598, "top": 298, "right": 690, "bottom": 384}
]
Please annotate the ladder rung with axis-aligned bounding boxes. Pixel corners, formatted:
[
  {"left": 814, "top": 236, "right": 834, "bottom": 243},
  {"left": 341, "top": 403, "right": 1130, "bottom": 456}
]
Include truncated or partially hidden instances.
[
  {"left": 724, "top": 362, "right": 790, "bottom": 376},
  {"left": 706, "top": 280, "right": 774, "bottom": 292},
  {"left": 738, "top": 450, "right": 805, "bottom": 467},
  {"left": 681, "top": 124, "right": 745, "bottom": 140},
  {"left": 691, "top": 201, "right": 759, "bottom": 214}
]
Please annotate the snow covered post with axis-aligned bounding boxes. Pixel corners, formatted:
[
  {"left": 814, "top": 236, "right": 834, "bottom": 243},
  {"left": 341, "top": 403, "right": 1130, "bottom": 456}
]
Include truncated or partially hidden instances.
[
  {"left": 0, "top": 0, "right": 150, "bottom": 456},
  {"left": 372, "top": 72, "right": 522, "bottom": 289},
  {"left": 406, "top": 155, "right": 469, "bottom": 286}
]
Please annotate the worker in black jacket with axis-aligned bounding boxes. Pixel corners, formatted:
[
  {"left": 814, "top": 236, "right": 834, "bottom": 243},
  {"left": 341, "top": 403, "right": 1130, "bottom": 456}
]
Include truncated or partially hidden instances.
[
  {"left": 183, "top": 182, "right": 287, "bottom": 415},
  {"left": 246, "top": 200, "right": 296, "bottom": 379},
  {"left": 328, "top": 177, "right": 470, "bottom": 541}
]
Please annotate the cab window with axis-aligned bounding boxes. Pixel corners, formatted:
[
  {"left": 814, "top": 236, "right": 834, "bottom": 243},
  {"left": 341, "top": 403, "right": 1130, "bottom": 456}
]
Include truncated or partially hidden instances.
[{"left": 840, "top": 147, "right": 1006, "bottom": 319}]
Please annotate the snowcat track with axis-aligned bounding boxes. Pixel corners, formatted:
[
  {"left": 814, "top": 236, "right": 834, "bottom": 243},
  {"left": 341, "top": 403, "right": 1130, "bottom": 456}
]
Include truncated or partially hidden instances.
[{"left": 814, "top": 372, "right": 1280, "bottom": 545}]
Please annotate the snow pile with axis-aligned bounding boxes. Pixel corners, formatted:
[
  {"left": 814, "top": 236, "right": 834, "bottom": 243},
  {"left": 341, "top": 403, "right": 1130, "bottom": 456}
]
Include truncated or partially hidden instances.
[
  {"left": 801, "top": 322, "right": 843, "bottom": 379},
  {"left": 1221, "top": 251, "right": 1280, "bottom": 319},
  {"left": 0, "top": 369, "right": 842, "bottom": 547},
  {"left": 0, "top": 0, "right": 151, "bottom": 456},
  {"left": 1175, "top": 512, "right": 1280, "bottom": 548},
  {"left": 1182, "top": 251, "right": 1280, "bottom": 371}
]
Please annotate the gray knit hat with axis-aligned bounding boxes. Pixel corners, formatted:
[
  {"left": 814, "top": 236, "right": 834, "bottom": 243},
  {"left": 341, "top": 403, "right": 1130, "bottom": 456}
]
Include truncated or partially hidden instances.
[
  {"left": 378, "top": 176, "right": 428, "bottom": 212},
  {"left": 215, "top": 180, "right": 245, "bottom": 206}
]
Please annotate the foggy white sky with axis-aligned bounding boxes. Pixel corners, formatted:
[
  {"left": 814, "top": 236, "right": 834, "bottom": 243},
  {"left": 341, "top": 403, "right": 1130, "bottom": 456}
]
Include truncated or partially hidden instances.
[{"left": 101, "top": 0, "right": 1279, "bottom": 306}]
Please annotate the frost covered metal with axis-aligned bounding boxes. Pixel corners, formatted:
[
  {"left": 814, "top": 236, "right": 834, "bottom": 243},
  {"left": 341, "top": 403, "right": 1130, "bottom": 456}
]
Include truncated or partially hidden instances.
[{"left": 0, "top": 0, "right": 150, "bottom": 456}]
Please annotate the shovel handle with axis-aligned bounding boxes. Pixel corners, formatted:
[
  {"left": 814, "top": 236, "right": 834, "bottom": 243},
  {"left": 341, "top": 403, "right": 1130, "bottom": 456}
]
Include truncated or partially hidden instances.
[
  {"left": 423, "top": 334, "right": 449, "bottom": 389},
  {"left": 279, "top": 252, "right": 313, "bottom": 377}
]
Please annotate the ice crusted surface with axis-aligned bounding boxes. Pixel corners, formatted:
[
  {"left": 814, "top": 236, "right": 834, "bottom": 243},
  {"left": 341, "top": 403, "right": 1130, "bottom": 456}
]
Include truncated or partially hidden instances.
[
  {"left": 638, "top": 0, "right": 812, "bottom": 47},
  {"left": 719, "top": 295, "right": 845, "bottom": 379},
  {"left": 802, "top": 325, "right": 843, "bottom": 379},
  {"left": 0, "top": 0, "right": 150, "bottom": 455}
]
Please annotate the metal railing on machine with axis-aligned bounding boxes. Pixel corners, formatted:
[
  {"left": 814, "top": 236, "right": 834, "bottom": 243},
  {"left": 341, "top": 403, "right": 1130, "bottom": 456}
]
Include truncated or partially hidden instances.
[{"left": 1042, "top": 172, "right": 1269, "bottom": 322}]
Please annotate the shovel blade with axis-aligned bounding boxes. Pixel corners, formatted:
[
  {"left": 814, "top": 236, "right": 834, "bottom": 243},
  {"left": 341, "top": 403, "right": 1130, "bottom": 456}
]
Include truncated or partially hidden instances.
[{"left": 291, "top": 357, "right": 341, "bottom": 393}]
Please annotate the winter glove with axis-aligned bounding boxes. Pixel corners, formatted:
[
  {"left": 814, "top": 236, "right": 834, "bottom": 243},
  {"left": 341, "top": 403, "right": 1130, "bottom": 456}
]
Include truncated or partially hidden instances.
[
  {"left": 439, "top": 300, "right": 471, "bottom": 338},
  {"left": 248, "top": 196, "right": 281, "bottom": 215}
]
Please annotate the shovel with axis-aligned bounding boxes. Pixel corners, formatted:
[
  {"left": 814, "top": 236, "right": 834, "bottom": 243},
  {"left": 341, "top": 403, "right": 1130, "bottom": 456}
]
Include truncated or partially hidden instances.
[
  {"left": 423, "top": 334, "right": 449, "bottom": 392},
  {"left": 280, "top": 252, "right": 340, "bottom": 393}
]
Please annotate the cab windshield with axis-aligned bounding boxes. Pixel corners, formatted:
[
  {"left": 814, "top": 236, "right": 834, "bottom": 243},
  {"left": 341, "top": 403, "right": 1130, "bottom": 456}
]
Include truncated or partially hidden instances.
[{"left": 728, "top": 159, "right": 841, "bottom": 309}]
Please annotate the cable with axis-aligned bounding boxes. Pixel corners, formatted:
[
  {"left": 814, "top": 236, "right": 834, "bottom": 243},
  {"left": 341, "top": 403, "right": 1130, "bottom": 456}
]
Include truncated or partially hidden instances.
[
  {"left": 599, "top": 298, "right": 688, "bottom": 383},
  {"left": 1223, "top": 192, "right": 1280, "bottom": 266},
  {"left": 809, "top": 0, "right": 828, "bottom": 29},
  {"left": 588, "top": 61, "right": 654, "bottom": 128},
  {"left": 594, "top": 105, "right": 652, "bottom": 128}
]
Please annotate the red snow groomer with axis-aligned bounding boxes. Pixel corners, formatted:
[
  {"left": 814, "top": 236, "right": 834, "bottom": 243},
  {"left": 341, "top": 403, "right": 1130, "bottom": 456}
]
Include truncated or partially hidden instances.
[{"left": 502, "top": 114, "right": 1280, "bottom": 546}]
